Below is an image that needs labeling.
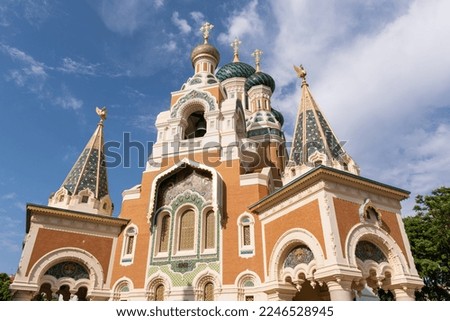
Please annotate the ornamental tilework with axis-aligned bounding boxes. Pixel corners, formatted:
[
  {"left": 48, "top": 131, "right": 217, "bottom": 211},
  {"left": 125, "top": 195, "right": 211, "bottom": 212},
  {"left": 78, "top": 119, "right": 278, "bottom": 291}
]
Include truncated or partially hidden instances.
[
  {"left": 355, "top": 241, "right": 387, "bottom": 264},
  {"left": 150, "top": 262, "right": 220, "bottom": 287},
  {"left": 283, "top": 245, "right": 314, "bottom": 268},
  {"left": 45, "top": 261, "right": 90, "bottom": 280},
  {"left": 170, "top": 90, "right": 216, "bottom": 117},
  {"left": 62, "top": 148, "right": 108, "bottom": 199}
]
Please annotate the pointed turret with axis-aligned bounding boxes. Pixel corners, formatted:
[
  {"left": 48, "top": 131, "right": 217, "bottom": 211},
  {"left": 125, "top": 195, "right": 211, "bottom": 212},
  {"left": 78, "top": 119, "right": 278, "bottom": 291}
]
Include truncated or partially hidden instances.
[
  {"left": 48, "top": 107, "right": 113, "bottom": 215},
  {"left": 285, "top": 65, "right": 359, "bottom": 181}
]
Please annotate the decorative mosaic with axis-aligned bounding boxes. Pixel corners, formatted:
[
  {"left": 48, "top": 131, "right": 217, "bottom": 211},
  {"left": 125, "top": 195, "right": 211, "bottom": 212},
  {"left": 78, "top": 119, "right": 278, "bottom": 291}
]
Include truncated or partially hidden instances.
[
  {"left": 170, "top": 90, "right": 216, "bottom": 117},
  {"left": 355, "top": 241, "right": 387, "bottom": 264},
  {"left": 290, "top": 108, "right": 345, "bottom": 166},
  {"left": 247, "top": 128, "right": 283, "bottom": 138},
  {"left": 316, "top": 110, "right": 344, "bottom": 159},
  {"left": 291, "top": 113, "right": 303, "bottom": 164},
  {"left": 149, "top": 262, "right": 220, "bottom": 287},
  {"left": 283, "top": 245, "right": 314, "bottom": 268},
  {"left": 157, "top": 168, "right": 212, "bottom": 209},
  {"left": 45, "top": 261, "right": 89, "bottom": 280},
  {"left": 215, "top": 61, "right": 255, "bottom": 82},
  {"left": 62, "top": 148, "right": 108, "bottom": 199}
]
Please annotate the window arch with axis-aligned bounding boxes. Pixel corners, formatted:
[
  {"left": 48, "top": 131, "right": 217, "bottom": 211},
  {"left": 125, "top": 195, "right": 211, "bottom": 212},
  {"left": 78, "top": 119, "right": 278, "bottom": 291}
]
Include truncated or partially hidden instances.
[
  {"left": 158, "top": 213, "right": 171, "bottom": 253},
  {"left": 203, "top": 282, "right": 214, "bottom": 301},
  {"left": 154, "top": 284, "right": 165, "bottom": 301},
  {"left": 237, "top": 214, "right": 255, "bottom": 257},
  {"left": 178, "top": 209, "right": 196, "bottom": 251},
  {"left": 204, "top": 210, "right": 215, "bottom": 250},
  {"left": 121, "top": 225, "right": 138, "bottom": 265}
]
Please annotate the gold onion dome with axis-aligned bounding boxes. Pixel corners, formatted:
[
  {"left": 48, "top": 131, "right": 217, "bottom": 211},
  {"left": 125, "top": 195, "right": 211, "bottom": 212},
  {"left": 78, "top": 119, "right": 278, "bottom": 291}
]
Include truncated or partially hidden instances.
[{"left": 190, "top": 43, "right": 220, "bottom": 67}]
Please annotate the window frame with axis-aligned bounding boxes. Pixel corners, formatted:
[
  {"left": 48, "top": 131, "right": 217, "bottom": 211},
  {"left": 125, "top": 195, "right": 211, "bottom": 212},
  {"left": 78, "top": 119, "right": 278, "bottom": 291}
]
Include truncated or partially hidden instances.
[
  {"left": 237, "top": 213, "right": 255, "bottom": 258},
  {"left": 121, "top": 225, "right": 138, "bottom": 266},
  {"left": 173, "top": 205, "right": 199, "bottom": 257}
]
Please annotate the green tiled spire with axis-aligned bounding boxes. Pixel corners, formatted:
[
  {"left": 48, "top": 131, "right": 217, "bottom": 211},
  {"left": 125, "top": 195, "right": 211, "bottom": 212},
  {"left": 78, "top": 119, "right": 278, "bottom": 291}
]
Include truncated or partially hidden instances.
[
  {"left": 286, "top": 66, "right": 359, "bottom": 177},
  {"left": 61, "top": 107, "right": 109, "bottom": 199}
]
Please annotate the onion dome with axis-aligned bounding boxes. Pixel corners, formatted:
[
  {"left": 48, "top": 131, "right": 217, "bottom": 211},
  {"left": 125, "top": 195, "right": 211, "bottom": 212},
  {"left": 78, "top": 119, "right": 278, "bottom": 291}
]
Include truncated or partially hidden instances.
[
  {"left": 271, "top": 108, "right": 284, "bottom": 126},
  {"left": 245, "top": 71, "right": 276, "bottom": 93},
  {"left": 216, "top": 62, "right": 255, "bottom": 82},
  {"left": 246, "top": 110, "right": 283, "bottom": 138},
  {"left": 190, "top": 43, "right": 220, "bottom": 68}
]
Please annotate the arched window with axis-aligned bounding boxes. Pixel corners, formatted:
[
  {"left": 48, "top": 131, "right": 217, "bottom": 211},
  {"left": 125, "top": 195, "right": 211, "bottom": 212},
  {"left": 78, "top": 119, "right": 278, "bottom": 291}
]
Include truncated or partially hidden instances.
[
  {"left": 155, "top": 284, "right": 165, "bottom": 301},
  {"left": 238, "top": 214, "right": 255, "bottom": 257},
  {"left": 179, "top": 209, "right": 195, "bottom": 251},
  {"left": 203, "top": 282, "right": 214, "bottom": 301},
  {"left": 159, "top": 214, "right": 171, "bottom": 253},
  {"left": 204, "top": 210, "right": 215, "bottom": 250},
  {"left": 121, "top": 226, "right": 137, "bottom": 265}
]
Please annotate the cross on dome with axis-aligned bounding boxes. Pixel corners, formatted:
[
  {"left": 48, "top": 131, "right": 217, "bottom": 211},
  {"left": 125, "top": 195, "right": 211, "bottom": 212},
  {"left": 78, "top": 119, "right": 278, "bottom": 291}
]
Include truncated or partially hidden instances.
[
  {"left": 200, "top": 22, "right": 214, "bottom": 44},
  {"left": 231, "top": 37, "right": 241, "bottom": 62},
  {"left": 252, "top": 49, "right": 263, "bottom": 72}
]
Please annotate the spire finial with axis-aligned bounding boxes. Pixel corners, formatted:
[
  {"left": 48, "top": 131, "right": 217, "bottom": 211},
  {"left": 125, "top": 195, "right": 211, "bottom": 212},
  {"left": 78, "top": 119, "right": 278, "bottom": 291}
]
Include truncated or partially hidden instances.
[
  {"left": 252, "top": 49, "right": 263, "bottom": 72},
  {"left": 200, "top": 22, "right": 214, "bottom": 44},
  {"left": 293, "top": 64, "right": 307, "bottom": 85},
  {"left": 231, "top": 37, "right": 241, "bottom": 62},
  {"left": 96, "top": 106, "right": 107, "bottom": 124}
]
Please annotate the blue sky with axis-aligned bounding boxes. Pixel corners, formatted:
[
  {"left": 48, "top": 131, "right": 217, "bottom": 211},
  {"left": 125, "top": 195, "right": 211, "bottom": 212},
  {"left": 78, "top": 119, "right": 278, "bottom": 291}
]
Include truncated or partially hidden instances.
[{"left": 1, "top": 0, "right": 449, "bottom": 274}]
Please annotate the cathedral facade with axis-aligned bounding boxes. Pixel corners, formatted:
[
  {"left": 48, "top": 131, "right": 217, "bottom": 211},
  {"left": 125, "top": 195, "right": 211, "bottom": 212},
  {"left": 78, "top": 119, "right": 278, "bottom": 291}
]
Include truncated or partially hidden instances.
[{"left": 10, "top": 23, "right": 423, "bottom": 301}]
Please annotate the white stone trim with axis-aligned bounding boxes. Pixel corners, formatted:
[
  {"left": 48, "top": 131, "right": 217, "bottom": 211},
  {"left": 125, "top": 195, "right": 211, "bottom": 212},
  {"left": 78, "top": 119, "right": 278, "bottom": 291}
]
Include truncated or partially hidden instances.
[
  {"left": 147, "top": 158, "right": 223, "bottom": 225},
  {"left": 27, "top": 247, "right": 105, "bottom": 289},
  {"left": 237, "top": 212, "right": 256, "bottom": 258},
  {"left": 345, "top": 224, "right": 410, "bottom": 276},
  {"left": 120, "top": 224, "right": 138, "bottom": 266},
  {"left": 266, "top": 228, "right": 325, "bottom": 282}
]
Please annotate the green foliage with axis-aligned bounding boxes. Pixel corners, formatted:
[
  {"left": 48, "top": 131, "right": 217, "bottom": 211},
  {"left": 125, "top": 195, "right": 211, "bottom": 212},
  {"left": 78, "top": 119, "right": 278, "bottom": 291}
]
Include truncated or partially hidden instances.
[
  {"left": 0, "top": 273, "right": 12, "bottom": 301},
  {"left": 404, "top": 186, "right": 450, "bottom": 300}
]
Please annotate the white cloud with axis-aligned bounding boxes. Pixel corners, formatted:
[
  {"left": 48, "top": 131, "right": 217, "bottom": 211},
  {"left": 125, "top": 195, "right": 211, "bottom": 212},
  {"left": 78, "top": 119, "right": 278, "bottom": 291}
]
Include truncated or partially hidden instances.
[
  {"left": 129, "top": 114, "right": 157, "bottom": 133},
  {"left": 96, "top": 0, "right": 155, "bottom": 36},
  {"left": 0, "top": 43, "right": 48, "bottom": 78},
  {"left": 0, "top": 0, "right": 53, "bottom": 27},
  {"left": 1, "top": 192, "right": 16, "bottom": 200},
  {"left": 58, "top": 57, "right": 98, "bottom": 76},
  {"left": 172, "top": 12, "right": 191, "bottom": 34},
  {"left": 190, "top": 11, "right": 204, "bottom": 25},
  {"left": 54, "top": 93, "right": 83, "bottom": 110},
  {"left": 154, "top": 0, "right": 164, "bottom": 9},
  {"left": 258, "top": 0, "right": 450, "bottom": 214},
  {"left": 218, "top": 0, "right": 265, "bottom": 47}
]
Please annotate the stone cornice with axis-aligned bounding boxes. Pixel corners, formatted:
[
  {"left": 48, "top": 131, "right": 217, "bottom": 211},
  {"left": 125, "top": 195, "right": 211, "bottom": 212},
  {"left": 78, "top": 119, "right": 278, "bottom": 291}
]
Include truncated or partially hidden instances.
[
  {"left": 249, "top": 166, "right": 409, "bottom": 214},
  {"left": 26, "top": 203, "right": 129, "bottom": 233}
]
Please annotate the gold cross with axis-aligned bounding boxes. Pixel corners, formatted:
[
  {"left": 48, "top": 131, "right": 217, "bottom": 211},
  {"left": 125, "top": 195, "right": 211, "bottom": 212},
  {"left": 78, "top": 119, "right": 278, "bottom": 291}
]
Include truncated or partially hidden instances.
[{"left": 200, "top": 22, "right": 214, "bottom": 44}]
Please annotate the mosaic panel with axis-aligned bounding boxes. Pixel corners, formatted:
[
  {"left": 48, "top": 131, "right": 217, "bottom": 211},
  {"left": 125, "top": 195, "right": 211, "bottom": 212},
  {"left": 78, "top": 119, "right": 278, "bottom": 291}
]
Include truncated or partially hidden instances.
[
  {"left": 171, "top": 90, "right": 216, "bottom": 117},
  {"left": 150, "top": 262, "right": 220, "bottom": 287},
  {"left": 355, "top": 241, "right": 387, "bottom": 264},
  {"left": 283, "top": 245, "right": 314, "bottom": 268},
  {"left": 158, "top": 167, "right": 212, "bottom": 208},
  {"left": 45, "top": 261, "right": 89, "bottom": 280}
]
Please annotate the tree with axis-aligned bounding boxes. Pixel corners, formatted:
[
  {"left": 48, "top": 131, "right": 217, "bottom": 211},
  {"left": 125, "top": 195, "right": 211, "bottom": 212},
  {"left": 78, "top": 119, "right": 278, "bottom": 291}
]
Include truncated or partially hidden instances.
[
  {"left": 0, "top": 273, "right": 12, "bottom": 301},
  {"left": 404, "top": 186, "right": 450, "bottom": 300}
]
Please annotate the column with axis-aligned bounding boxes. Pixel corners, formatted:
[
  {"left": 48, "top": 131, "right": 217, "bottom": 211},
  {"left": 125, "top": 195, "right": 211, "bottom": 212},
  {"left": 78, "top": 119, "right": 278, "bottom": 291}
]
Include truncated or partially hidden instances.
[
  {"left": 327, "top": 280, "right": 354, "bottom": 301},
  {"left": 393, "top": 287, "right": 415, "bottom": 301}
]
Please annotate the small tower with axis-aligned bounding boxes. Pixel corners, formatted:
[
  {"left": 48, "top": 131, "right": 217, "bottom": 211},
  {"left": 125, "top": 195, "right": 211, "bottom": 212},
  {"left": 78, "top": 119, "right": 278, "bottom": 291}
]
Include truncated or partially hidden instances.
[
  {"left": 48, "top": 107, "right": 113, "bottom": 215},
  {"left": 284, "top": 65, "right": 359, "bottom": 182}
]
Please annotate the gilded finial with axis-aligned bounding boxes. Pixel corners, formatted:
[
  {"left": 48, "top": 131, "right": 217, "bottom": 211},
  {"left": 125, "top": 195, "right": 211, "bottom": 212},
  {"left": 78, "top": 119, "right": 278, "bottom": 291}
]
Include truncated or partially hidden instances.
[
  {"left": 252, "top": 49, "right": 263, "bottom": 72},
  {"left": 293, "top": 64, "right": 307, "bottom": 85},
  {"left": 200, "top": 22, "right": 214, "bottom": 44},
  {"left": 231, "top": 37, "right": 241, "bottom": 62},
  {"left": 96, "top": 106, "right": 107, "bottom": 123}
]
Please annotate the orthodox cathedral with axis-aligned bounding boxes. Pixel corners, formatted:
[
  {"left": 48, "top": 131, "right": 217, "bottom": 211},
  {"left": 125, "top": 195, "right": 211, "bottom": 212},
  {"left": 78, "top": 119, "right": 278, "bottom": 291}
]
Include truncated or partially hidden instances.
[{"left": 10, "top": 23, "right": 423, "bottom": 301}]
